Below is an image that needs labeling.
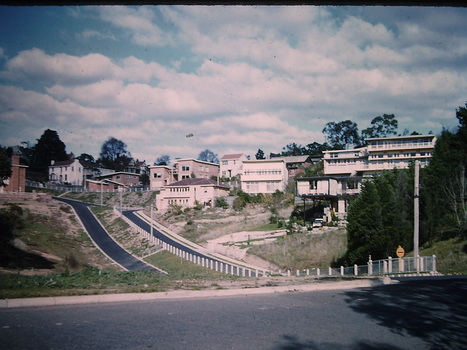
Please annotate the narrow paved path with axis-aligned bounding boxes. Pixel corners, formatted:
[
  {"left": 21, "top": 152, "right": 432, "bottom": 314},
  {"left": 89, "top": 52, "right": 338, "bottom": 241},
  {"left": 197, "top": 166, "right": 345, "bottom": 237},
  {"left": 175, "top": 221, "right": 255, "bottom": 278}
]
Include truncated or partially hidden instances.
[{"left": 54, "top": 197, "right": 162, "bottom": 273}]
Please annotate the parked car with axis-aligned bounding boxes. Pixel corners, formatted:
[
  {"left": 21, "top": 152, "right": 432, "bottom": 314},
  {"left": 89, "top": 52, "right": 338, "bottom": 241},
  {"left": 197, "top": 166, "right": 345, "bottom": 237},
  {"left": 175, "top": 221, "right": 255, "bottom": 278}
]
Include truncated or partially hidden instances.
[{"left": 312, "top": 218, "right": 323, "bottom": 228}]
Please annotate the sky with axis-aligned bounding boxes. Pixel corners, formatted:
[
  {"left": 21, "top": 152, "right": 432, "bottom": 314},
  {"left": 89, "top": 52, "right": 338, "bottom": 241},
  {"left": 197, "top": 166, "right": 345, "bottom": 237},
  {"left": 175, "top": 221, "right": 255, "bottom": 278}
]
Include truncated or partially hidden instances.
[{"left": 0, "top": 5, "right": 466, "bottom": 164}]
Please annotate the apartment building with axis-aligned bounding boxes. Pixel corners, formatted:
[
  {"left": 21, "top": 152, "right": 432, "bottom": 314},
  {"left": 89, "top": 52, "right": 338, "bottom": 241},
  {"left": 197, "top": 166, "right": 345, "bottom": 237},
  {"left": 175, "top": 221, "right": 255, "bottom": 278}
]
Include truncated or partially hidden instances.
[
  {"left": 241, "top": 159, "right": 288, "bottom": 194},
  {"left": 323, "top": 134, "right": 436, "bottom": 176},
  {"left": 298, "top": 134, "right": 437, "bottom": 219}
]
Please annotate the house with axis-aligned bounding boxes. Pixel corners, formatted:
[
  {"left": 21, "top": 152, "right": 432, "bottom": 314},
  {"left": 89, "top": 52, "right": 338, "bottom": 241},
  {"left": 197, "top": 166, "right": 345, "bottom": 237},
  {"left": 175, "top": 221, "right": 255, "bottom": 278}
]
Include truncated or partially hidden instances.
[
  {"left": 156, "top": 178, "right": 230, "bottom": 211},
  {"left": 95, "top": 172, "right": 141, "bottom": 188},
  {"left": 149, "top": 165, "right": 174, "bottom": 191},
  {"left": 240, "top": 159, "right": 288, "bottom": 194},
  {"left": 1, "top": 155, "right": 28, "bottom": 192},
  {"left": 296, "top": 176, "right": 363, "bottom": 220},
  {"left": 86, "top": 179, "right": 127, "bottom": 192},
  {"left": 48, "top": 159, "right": 85, "bottom": 186},
  {"left": 323, "top": 134, "right": 436, "bottom": 176},
  {"left": 220, "top": 154, "right": 248, "bottom": 179},
  {"left": 124, "top": 158, "right": 147, "bottom": 175},
  {"left": 149, "top": 158, "right": 220, "bottom": 191},
  {"left": 270, "top": 155, "right": 317, "bottom": 178}
]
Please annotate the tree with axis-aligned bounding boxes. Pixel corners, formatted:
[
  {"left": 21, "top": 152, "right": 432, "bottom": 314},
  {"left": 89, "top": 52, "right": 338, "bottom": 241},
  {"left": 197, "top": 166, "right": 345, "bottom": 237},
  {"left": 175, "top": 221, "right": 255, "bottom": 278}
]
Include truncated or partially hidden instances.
[
  {"left": 346, "top": 179, "right": 383, "bottom": 264},
  {"left": 198, "top": 149, "right": 219, "bottom": 164},
  {"left": 361, "top": 114, "right": 398, "bottom": 139},
  {"left": 304, "top": 142, "right": 330, "bottom": 156},
  {"left": 99, "top": 137, "right": 131, "bottom": 171},
  {"left": 155, "top": 155, "right": 170, "bottom": 166},
  {"left": 33, "top": 129, "right": 68, "bottom": 168},
  {"left": 255, "top": 149, "right": 266, "bottom": 160},
  {"left": 322, "top": 120, "right": 362, "bottom": 150},
  {"left": 281, "top": 143, "right": 305, "bottom": 156},
  {"left": 77, "top": 153, "right": 95, "bottom": 163},
  {"left": 0, "top": 147, "right": 12, "bottom": 186}
]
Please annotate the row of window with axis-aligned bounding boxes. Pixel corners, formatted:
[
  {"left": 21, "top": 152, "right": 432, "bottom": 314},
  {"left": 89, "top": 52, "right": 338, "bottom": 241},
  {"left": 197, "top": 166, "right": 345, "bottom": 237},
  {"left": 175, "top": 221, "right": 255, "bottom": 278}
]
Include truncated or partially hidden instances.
[
  {"left": 243, "top": 170, "right": 282, "bottom": 176},
  {"left": 53, "top": 166, "right": 82, "bottom": 173},
  {"left": 369, "top": 139, "right": 433, "bottom": 149},
  {"left": 168, "top": 199, "right": 189, "bottom": 205},
  {"left": 169, "top": 187, "right": 190, "bottom": 192}
]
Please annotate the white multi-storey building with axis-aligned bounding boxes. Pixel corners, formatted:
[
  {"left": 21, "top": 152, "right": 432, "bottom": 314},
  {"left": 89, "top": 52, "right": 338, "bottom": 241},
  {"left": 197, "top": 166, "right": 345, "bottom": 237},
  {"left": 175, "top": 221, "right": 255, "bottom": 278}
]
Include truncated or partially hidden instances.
[
  {"left": 298, "top": 134, "right": 437, "bottom": 220},
  {"left": 323, "top": 134, "right": 436, "bottom": 176},
  {"left": 241, "top": 159, "right": 288, "bottom": 194}
]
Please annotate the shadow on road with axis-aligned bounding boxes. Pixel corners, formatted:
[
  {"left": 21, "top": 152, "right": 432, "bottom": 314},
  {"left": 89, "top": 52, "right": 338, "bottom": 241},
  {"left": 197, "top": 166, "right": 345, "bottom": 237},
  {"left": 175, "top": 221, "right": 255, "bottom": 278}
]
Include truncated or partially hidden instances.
[
  {"left": 272, "top": 334, "right": 403, "bottom": 350},
  {"left": 344, "top": 277, "right": 467, "bottom": 350}
]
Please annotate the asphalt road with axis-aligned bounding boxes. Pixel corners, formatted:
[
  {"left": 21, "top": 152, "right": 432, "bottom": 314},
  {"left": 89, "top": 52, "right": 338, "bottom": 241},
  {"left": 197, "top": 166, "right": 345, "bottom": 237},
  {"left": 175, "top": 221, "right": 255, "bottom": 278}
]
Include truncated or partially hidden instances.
[
  {"left": 1, "top": 276, "right": 465, "bottom": 350},
  {"left": 54, "top": 197, "right": 162, "bottom": 273}
]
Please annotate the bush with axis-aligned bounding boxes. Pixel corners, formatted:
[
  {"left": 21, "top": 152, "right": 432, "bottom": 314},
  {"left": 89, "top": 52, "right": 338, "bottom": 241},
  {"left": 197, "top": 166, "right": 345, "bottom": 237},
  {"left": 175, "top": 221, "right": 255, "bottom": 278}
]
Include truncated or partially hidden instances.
[{"left": 215, "top": 197, "right": 228, "bottom": 209}]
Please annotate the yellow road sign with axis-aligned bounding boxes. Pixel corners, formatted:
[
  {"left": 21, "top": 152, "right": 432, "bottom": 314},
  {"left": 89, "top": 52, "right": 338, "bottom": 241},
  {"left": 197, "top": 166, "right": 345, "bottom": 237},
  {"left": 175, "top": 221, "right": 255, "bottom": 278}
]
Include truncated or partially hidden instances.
[{"left": 396, "top": 245, "right": 405, "bottom": 258}]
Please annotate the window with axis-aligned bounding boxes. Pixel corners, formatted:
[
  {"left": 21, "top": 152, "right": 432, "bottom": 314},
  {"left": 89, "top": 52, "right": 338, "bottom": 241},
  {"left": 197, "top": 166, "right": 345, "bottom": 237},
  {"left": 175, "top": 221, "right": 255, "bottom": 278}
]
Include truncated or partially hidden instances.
[
  {"left": 309, "top": 180, "right": 318, "bottom": 190},
  {"left": 222, "top": 161, "right": 228, "bottom": 166},
  {"left": 182, "top": 166, "right": 190, "bottom": 171}
]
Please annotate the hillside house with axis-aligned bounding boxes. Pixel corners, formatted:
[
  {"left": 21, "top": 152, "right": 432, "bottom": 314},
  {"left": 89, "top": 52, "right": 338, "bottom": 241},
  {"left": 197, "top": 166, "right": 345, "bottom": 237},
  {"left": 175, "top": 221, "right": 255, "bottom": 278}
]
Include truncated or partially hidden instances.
[
  {"left": 220, "top": 153, "right": 248, "bottom": 179},
  {"left": 149, "top": 158, "right": 220, "bottom": 191},
  {"left": 241, "top": 159, "right": 288, "bottom": 194},
  {"left": 156, "top": 178, "right": 229, "bottom": 211},
  {"left": 270, "top": 155, "right": 317, "bottom": 178},
  {"left": 49, "top": 159, "right": 85, "bottom": 186},
  {"left": 95, "top": 172, "right": 141, "bottom": 188}
]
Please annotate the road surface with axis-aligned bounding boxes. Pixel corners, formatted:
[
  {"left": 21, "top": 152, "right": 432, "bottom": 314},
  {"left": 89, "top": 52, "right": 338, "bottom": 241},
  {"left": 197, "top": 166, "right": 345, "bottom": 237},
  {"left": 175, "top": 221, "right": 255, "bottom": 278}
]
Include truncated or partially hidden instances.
[{"left": 1, "top": 276, "right": 465, "bottom": 349}]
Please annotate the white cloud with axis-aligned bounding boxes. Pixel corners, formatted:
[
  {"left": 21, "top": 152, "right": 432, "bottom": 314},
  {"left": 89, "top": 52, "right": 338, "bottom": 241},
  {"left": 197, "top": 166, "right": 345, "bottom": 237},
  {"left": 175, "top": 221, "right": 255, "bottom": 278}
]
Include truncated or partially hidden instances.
[
  {"left": 4, "top": 48, "right": 115, "bottom": 86},
  {"left": 99, "top": 6, "right": 174, "bottom": 47}
]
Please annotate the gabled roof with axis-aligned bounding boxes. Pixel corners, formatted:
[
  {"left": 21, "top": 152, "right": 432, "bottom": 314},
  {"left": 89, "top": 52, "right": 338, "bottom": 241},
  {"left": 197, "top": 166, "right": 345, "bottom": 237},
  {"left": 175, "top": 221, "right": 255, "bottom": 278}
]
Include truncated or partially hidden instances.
[{"left": 221, "top": 153, "right": 245, "bottom": 160}]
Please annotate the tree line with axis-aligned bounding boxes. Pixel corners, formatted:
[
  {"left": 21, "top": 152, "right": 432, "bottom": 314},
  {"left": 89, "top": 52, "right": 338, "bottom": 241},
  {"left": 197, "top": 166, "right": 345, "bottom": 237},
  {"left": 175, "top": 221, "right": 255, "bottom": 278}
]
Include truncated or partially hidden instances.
[{"left": 341, "top": 102, "right": 467, "bottom": 265}]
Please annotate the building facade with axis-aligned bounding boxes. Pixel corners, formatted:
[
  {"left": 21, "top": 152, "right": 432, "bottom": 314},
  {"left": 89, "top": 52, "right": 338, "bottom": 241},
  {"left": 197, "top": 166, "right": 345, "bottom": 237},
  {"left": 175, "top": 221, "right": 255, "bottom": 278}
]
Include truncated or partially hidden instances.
[
  {"left": 296, "top": 176, "right": 363, "bottom": 220},
  {"left": 1, "top": 155, "right": 27, "bottom": 192},
  {"left": 95, "top": 172, "right": 141, "bottom": 187},
  {"left": 49, "top": 159, "right": 85, "bottom": 186},
  {"left": 241, "top": 159, "right": 288, "bottom": 194},
  {"left": 220, "top": 154, "right": 248, "bottom": 179},
  {"left": 323, "top": 134, "right": 436, "bottom": 176},
  {"left": 149, "top": 159, "right": 220, "bottom": 191},
  {"left": 156, "top": 178, "right": 229, "bottom": 211}
]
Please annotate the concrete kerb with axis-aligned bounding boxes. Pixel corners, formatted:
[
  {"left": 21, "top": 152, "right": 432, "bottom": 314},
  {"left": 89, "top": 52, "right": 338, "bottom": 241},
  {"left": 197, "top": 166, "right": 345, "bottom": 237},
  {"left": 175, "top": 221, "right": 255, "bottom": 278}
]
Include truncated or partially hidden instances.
[{"left": 0, "top": 277, "right": 395, "bottom": 309}]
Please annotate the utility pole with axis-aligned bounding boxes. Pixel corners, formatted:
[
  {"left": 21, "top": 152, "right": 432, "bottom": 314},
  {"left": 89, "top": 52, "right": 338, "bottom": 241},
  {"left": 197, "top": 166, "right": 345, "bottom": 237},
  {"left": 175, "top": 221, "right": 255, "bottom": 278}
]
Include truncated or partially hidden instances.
[{"left": 414, "top": 160, "right": 420, "bottom": 272}]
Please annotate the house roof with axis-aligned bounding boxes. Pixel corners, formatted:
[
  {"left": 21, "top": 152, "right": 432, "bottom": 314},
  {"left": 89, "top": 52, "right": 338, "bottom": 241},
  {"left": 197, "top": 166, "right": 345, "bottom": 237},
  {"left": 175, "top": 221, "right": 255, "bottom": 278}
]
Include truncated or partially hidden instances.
[
  {"left": 272, "top": 155, "right": 312, "bottom": 163},
  {"left": 50, "top": 159, "right": 75, "bottom": 167},
  {"left": 221, "top": 153, "right": 244, "bottom": 160},
  {"left": 167, "top": 178, "right": 229, "bottom": 189}
]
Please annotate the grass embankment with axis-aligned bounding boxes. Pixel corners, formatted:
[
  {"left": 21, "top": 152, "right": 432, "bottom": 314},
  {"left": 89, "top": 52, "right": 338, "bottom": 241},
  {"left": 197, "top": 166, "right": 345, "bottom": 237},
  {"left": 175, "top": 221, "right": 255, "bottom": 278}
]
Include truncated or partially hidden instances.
[
  {"left": 420, "top": 237, "right": 467, "bottom": 275},
  {"left": 0, "top": 204, "right": 239, "bottom": 299}
]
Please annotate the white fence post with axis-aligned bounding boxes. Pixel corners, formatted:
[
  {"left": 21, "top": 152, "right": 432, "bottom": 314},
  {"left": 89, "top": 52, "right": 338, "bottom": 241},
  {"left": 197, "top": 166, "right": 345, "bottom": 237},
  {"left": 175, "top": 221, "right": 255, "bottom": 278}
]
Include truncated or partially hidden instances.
[
  {"left": 317, "top": 268, "right": 320, "bottom": 276},
  {"left": 328, "top": 267, "right": 332, "bottom": 276},
  {"left": 354, "top": 264, "right": 358, "bottom": 276},
  {"left": 432, "top": 255, "right": 437, "bottom": 273},
  {"left": 368, "top": 257, "right": 373, "bottom": 276},
  {"left": 388, "top": 256, "right": 393, "bottom": 273}
]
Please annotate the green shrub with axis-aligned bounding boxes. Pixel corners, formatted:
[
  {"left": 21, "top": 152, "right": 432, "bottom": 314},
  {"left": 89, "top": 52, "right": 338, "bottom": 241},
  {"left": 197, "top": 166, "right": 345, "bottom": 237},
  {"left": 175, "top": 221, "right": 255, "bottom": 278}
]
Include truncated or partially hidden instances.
[{"left": 215, "top": 197, "right": 228, "bottom": 209}]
